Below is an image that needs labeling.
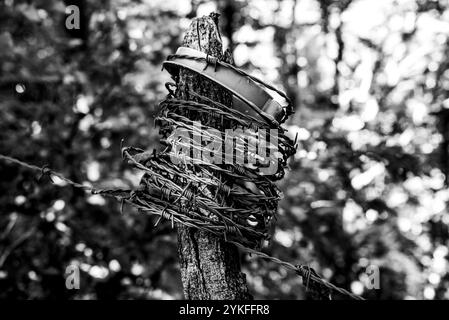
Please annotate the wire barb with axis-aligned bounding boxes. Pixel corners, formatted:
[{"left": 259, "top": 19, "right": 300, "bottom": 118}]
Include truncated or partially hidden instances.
[{"left": 204, "top": 53, "right": 219, "bottom": 72}]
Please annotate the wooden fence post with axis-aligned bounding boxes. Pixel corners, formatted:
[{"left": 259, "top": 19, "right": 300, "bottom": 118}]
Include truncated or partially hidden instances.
[{"left": 174, "top": 13, "right": 252, "bottom": 300}]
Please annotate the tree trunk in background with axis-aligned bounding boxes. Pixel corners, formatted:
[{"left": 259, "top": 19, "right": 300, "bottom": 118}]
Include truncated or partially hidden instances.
[
  {"left": 175, "top": 13, "right": 252, "bottom": 300},
  {"left": 273, "top": 0, "right": 299, "bottom": 111},
  {"left": 220, "top": 0, "right": 236, "bottom": 54}
]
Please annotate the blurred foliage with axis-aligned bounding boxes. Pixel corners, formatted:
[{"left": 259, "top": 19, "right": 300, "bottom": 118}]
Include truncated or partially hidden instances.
[{"left": 1, "top": 0, "right": 449, "bottom": 300}]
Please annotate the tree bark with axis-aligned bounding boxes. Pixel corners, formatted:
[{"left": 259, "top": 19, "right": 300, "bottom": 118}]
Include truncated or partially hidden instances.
[{"left": 174, "top": 13, "right": 251, "bottom": 300}]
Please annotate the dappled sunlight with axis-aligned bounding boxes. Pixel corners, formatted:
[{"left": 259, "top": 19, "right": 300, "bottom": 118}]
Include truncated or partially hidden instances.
[{"left": 1, "top": 0, "right": 449, "bottom": 300}]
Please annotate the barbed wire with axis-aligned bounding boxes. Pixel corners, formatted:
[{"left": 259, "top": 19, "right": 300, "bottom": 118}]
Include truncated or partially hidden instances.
[
  {"left": 0, "top": 154, "right": 133, "bottom": 198},
  {"left": 0, "top": 140, "right": 363, "bottom": 299},
  {"left": 229, "top": 241, "right": 364, "bottom": 300},
  {"left": 164, "top": 54, "right": 295, "bottom": 123},
  {"left": 0, "top": 50, "right": 364, "bottom": 300}
]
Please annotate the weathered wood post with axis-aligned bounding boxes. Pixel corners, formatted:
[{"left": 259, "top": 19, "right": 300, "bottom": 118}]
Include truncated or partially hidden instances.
[{"left": 174, "top": 13, "right": 252, "bottom": 300}]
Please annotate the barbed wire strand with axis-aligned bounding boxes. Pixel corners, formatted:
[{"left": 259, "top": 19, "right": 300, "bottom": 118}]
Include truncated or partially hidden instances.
[
  {"left": 0, "top": 153, "right": 364, "bottom": 300},
  {"left": 0, "top": 154, "right": 131, "bottom": 197}
]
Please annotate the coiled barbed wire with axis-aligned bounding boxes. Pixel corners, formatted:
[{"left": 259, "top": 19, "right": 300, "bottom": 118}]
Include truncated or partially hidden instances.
[{"left": 120, "top": 78, "right": 296, "bottom": 248}]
